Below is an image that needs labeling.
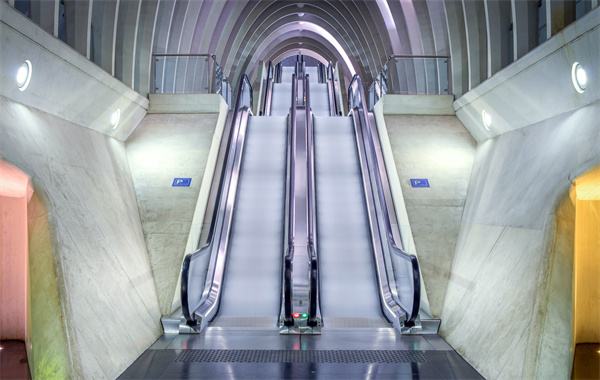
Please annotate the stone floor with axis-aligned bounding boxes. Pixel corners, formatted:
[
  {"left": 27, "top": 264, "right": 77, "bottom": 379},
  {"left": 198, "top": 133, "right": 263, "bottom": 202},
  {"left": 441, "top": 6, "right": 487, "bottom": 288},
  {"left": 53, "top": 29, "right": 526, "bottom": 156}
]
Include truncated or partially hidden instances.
[
  {"left": 0, "top": 340, "right": 31, "bottom": 380},
  {"left": 572, "top": 343, "right": 600, "bottom": 380}
]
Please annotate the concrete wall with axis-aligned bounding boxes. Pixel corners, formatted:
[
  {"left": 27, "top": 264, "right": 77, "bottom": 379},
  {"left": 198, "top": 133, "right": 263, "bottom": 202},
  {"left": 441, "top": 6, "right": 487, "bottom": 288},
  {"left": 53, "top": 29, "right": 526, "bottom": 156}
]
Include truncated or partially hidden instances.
[
  {"left": 0, "top": 2, "right": 147, "bottom": 141},
  {"left": 0, "top": 95, "right": 162, "bottom": 379},
  {"left": 454, "top": 8, "right": 599, "bottom": 142},
  {"left": 439, "top": 11, "right": 600, "bottom": 378},
  {"left": 441, "top": 99, "right": 599, "bottom": 379},
  {"left": 126, "top": 99, "right": 228, "bottom": 315},
  {"left": 377, "top": 113, "right": 476, "bottom": 317}
]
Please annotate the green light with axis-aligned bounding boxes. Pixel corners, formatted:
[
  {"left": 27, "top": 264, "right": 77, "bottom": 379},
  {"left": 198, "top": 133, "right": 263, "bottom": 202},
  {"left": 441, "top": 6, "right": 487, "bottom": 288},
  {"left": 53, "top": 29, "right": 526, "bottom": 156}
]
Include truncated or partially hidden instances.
[{"left": 301, "top": 313, "right": 308, "bottom": 318}]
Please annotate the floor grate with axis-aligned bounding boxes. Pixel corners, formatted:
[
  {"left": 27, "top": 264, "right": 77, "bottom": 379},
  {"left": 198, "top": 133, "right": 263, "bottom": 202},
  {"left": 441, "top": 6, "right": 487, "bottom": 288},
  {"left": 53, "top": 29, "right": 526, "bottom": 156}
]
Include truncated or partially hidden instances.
[{"left": 175, "top": 350, "right": 430, "bottom": 364}]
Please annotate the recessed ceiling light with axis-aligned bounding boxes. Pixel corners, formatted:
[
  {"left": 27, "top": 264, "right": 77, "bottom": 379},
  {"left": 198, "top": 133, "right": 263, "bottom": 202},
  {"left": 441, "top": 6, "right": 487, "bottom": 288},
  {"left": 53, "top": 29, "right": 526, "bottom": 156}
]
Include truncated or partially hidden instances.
[
  {"left": 571, "top": 62, "right": 587, "bottom": 93},
  {"left": 111, "top": 109, "right": 121, "bottom": 129},
  {"left": 298, "top": 12, "right": 305, "bottom": 17},
  {"left": 16, "top": 60, "right": 32, "bottom": 91},
  {"left": 482, "top": 110, "right": 491, "bottom": 130}
]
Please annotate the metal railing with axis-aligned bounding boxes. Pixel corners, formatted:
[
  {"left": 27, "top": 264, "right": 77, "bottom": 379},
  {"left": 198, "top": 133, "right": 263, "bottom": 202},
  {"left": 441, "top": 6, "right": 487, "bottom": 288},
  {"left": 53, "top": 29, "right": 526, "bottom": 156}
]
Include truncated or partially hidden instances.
[
  {"left": 349, "top": 75, "right": 421, "bottom": 329},
  {"left": 261, "top": 61, "right": 274, "bottom": 116},
  {"left": 369, "top": 55, "right": 451, "bottom": 109},
  {"left": 181, "top": 75, "right": 252, "bottom": 331},
  {"left": 327, "top": 62, "right": 340, "bottom": 116},
  {"left": 282, "top": 73, "right": 298, "bottom": 327},
  {"left": 305, "top": 74, "right": 319, "bottom": 327},
  {"left": 152, "top": 54, "right": 232, "bottom": 106}
]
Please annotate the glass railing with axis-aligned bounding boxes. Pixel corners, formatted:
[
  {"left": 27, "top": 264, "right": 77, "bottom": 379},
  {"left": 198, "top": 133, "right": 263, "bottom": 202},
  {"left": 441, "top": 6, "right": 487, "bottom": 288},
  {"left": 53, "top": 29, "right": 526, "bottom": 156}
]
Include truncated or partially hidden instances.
[
  {"left": 369, "top": 55, "right": 450, "bottom": 109},
  {"left": 152, "top": 54, "right": 232, "bottom": 107}
]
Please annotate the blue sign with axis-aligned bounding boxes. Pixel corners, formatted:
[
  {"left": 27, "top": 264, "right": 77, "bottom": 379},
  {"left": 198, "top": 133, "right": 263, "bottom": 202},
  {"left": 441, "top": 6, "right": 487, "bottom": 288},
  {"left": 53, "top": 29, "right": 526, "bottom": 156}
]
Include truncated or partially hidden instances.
[
  {"left": 410, "top": 179, "right": 430, "bottom": 188},
  {"left": 172, "top": 178, "right": 192, "bottom": 187}
]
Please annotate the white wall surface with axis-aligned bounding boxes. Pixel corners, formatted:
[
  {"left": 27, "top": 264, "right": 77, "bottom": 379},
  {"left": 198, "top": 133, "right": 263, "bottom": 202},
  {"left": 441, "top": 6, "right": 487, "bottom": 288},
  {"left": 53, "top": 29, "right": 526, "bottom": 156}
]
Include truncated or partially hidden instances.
[
  {"left": 0, "top": 94, "right": 162, "bottom": 379},
  {"left": 379, "top": 114, "right": 476, "bottom": 317},
  {"left": 440, "top": 11, "right": 600, "bottom": 377},
  {"left": 0, "top": 2, "right": 148, "bottom": 141},
  {"left": 441, "top": 98, "right": 600, "bottom": 379},
  {"left": 126, "top": 101, "right": 228, "bottom": 315}
]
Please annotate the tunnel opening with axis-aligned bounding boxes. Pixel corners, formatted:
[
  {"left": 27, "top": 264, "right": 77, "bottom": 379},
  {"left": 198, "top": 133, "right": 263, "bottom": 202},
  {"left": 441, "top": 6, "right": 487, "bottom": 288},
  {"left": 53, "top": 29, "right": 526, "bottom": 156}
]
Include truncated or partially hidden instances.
[
  {"left": 569, "top": 165, "right": 600, "bottom": 379},
  {"left": 0, "top": 159, "right": 33, "bottom": 379}
]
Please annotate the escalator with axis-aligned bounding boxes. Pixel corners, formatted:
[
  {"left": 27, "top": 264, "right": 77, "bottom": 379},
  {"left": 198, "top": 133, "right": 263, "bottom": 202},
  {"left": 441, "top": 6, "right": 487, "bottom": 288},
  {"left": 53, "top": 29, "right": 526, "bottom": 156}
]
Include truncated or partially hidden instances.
[
  {"left": 210, "top": 114, "right": 287, "bottom": 327},
  {"left": 181, "top": 73, "right": 292, "bottom": 331},
  {"left": 121, "top": 60, "right": 480, "bottom": 380},
  {"left": 314, "top": 115, "right": 389, "bottom": 327},
  {"left": 307, "top": 68, "right": 421, "bottom": 332},
  {"left": 181, "top": 59, "right": 420, "bottom": 334}
]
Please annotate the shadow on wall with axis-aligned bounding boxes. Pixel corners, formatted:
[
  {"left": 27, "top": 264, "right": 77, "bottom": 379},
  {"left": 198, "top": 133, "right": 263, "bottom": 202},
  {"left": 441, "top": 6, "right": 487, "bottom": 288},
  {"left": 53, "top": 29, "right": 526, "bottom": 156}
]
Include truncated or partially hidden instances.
[{"left": 0, "top": 159, "right": 71, "bottom": 379}]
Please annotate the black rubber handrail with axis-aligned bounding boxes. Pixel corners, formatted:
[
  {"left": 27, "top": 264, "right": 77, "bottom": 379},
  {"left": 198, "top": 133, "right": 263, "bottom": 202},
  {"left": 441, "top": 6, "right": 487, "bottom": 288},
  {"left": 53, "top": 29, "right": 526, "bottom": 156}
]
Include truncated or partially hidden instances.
[
  {"left": 305, "top": 74, "right": 319, "bottom": 327},
  {"left": 181, "top": 74, "right": 253, "bottom": 326},
  {"left": 282, "top": 73, "right": 298, "bottom": 327},
  {"left": 327, "top": 62, "right": 339, "bottom": 116},
  {"left": 347, "top": 75, "right": 421, "bottom": 324},
  {"left": 262, "top": 61, "right": 274, "bottom": 116}
]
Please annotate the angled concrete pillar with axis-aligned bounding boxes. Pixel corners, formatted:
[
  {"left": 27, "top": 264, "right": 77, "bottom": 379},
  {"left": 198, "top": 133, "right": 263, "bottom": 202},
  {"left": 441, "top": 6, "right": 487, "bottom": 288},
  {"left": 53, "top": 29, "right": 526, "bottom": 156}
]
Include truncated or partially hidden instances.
[
  {"left": 550, "top": 0, "right": 576, "bottom": 36},
  {"left": 445, "top": 0, "right": 468, "bottom": 96},
  {"left": 64, "top": 0, "right": 92, "bottom": 57},
  {"left": 30, "top": 0, "right": 55, "bottom": 35},
  {"left": 134, "top": 0, "right": 159, "bottom": 96},
  {"left": 115, "top": 0, "right": 141, "bottom": 87},
  {"left": 485, "top": 0, "right": 512, "bottom": 77},
  {"left": 91, "top": 0, "right": 118, "bottom": 74},
  {"left": 462, "top": 0, "right": 487, "bottom": 89},
  {"left": 512, "top": 0, "right": 539, "bottom": 60}
]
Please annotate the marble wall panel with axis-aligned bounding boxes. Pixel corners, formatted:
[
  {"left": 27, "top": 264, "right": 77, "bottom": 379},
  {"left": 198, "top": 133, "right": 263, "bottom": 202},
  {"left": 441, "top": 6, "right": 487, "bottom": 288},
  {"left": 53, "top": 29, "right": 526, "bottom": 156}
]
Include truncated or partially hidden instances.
[
  {"left": 0, "top": 95, "right": 162, "bottom": 379},
  {"left": 441, "top": 226, "right": 545, "bottom": 378},
  {"left": 125, "top": 113, "right": 220, "bottom": 315}
]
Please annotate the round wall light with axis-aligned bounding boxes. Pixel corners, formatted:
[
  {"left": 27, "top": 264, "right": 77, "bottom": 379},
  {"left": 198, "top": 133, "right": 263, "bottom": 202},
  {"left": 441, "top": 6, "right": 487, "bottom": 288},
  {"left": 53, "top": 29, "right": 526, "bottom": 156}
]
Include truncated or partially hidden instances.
[
  {"left": 482, "top": 110, "right": 492, "bottom": 131},
  {"left": 16, "top": 60, "right": 32, "bottom": 91},
  {"left": 571, "top": 62, "right": 587, "bottom": 93},
  {"left": 111, "top": 109, "right": 121, "bottom": 129}
]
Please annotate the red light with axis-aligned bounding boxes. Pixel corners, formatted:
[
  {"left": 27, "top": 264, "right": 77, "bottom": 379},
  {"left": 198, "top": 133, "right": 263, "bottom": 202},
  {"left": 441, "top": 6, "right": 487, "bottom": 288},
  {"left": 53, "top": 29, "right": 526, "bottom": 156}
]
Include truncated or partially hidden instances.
[{"left": 292, "top": 313, "right": 300, "bottom": 318}]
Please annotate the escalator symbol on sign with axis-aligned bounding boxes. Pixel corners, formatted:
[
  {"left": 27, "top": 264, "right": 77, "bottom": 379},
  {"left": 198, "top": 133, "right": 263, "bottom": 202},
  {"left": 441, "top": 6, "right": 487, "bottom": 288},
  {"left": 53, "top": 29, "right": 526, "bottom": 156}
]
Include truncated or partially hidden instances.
[
  {"left": 410, "top": 179, "right": 430, "bottom": 188},
  {"left": 172, "top": 178, "right": 192, "bottom": 187}
]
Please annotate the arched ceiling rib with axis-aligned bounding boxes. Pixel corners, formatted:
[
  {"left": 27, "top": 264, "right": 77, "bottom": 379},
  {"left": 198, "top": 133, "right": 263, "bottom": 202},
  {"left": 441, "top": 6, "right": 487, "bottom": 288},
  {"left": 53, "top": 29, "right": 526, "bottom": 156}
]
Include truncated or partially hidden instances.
[{"left": 18, "top": 0, "right": 593, "bottom": 100}]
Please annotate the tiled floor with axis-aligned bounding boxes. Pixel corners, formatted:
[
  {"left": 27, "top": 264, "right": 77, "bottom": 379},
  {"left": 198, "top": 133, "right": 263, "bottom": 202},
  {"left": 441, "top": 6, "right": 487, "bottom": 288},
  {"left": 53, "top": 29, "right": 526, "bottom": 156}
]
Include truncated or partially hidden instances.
[{"left": 119, "top": 328, "right": 483, "bottom": 379}]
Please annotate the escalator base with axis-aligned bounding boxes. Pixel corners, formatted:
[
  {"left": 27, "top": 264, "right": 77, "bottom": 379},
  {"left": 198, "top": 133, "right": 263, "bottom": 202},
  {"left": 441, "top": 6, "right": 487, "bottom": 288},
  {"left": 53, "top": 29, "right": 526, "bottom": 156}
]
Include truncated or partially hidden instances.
[{"left": 119, "top": 328, "right": 484, "bottom": 379}]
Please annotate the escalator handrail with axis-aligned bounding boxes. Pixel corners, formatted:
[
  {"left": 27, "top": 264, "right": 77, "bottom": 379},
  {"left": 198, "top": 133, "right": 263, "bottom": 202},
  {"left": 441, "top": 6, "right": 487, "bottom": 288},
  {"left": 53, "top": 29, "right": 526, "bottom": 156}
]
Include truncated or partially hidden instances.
[
  {"left": 282, "top": 73, "right": 298, "bottom": 326},
  {"left": 181, "top": 75, "right": 253, "bottom": 327},
  {"left": 305, "top": 74, "right": 319, "bottom": 327},
  {"left": 327, "top": 62, "right": 338, "bottom": 116},
  {"left": 347, "top": 74, "right": 421, "bottom": 323},
  {"left": 275, "top": 62, "right": 282, "bottom": 83},
  {"left": 262, "top": 61, "right": 274, "bottom": 116}
]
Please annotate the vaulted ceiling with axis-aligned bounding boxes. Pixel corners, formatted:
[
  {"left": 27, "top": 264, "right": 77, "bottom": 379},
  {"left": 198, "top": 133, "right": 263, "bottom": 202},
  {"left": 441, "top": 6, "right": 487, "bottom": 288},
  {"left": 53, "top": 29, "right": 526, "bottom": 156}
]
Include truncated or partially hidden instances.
[{"left": 13, "top": 0, "right": 592, "bottom": 98}]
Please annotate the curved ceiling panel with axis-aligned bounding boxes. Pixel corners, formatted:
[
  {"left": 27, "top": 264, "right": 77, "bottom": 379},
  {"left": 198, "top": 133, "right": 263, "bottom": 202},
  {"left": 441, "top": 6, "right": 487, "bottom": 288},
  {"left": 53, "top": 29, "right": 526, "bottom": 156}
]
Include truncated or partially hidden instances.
[{"left": 15, "top": 0, "right": 585, "bottom": 100}]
